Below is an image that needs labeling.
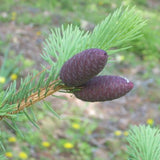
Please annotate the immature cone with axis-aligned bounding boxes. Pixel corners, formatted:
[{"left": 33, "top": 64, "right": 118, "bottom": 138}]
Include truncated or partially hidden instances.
[
  {"left": 74, "top": 75, "right": 134, "bottom": 102},
  {"left": 60, "top": 48, "right": 108, "bottom": 87}
]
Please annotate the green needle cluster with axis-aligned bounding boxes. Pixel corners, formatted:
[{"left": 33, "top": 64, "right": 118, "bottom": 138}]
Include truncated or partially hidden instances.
[{"left": 127, "top": 125, "right": 160, "bottom": 160}]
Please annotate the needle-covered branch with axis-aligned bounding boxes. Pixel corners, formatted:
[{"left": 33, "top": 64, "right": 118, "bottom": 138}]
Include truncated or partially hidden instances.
[
  {"left": 0, "top": 6, "right": 146, "bottom": 122},
  {"left": 0, "top": 80, "right": 65, "bottom": 120}
]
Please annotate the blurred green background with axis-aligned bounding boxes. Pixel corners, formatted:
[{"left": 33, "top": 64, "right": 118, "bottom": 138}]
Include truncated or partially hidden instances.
[{"left": 0, "top": 0, "right": 160, "bottom": 160}]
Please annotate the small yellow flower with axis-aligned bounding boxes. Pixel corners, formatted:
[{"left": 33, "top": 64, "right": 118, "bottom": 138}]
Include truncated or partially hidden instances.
[
  {"left": 0, "top": 76, "right": 6, "bottom": 84},
  {"left": 11, "top": 12, "right": 17, "bottom": 17},
  {"left": 36, "top": 31, "right": 41, "bottom": 36},
  {"left": 116, "top": 55, "right": 125, "bottom": 62},
  {"left": 114, "top": 130, "right": 122, "bottom": 136},
  {"left": 5, "top": 152, "right": 13, "bottom": 158},
  {"left": 18, "top": 152, "right": 28, "bottom": 159},
  {"left": 42, "top": 141, "right": 50, "bottom": 148},
  {"left": 8, "top": 136, "right": 16, "bottom": 143},
  {"left": 11, "top": 12, "right": 17, "bottom": 21},
  {"left": 147, "top": 118, "right": 154, "bottom": 125},
  {"left": 10, "top": 73, "right": 18, "bottom": 80},
  {"left": 63, "top": 142, "right": 74, "bottom": 149},
  {"left": 123, "top": 131, "right": 129, "bottom": 136},
  {"left": 72, "top": 123, "right": 80, "bottom": 130}
]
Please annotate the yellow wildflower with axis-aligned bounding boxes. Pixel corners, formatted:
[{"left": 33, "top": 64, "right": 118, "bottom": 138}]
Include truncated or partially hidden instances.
[
  {"left": 72, "top": 123, "right": 80, "bottom": 130},
  {"left": 11, "top": 12, "right": 17, "bottom": 21},
  {"left": 63, "top": 142, "right": 74, "bottom": 149},
  {"left": 10, "top": 73, "right": 18, "bottom": 80},
  {"left": 123, "top": 131, "right": 129, "bottom": 136},
  {"left": 11, "top": 12, "right": 16, "bottom": 17},
  {"left": 8, "top": 136, "right": 16, "bottom": 143},
  {"left": 0, "top": 76, "right": 6, "bottom": 84},
  {"left": 42, "top": 141, "right": 50, "bottom": 148},
  {"left": 116, "top": 55, "right": 125, "bottom": 62},
  {"left": 18, "top": 152, "right": 28, "bottom": 159},
  {"left": 5, "top": 152, "right": 13, "bottom": 158},
  {"left": 147, "top": 118, "right": 154, "bottom": 126},
  {"left": 114, "top": 130, "right": 122, "bottom": 136},
  {"left": 36, "top": 31, "right": 41, "bottom": 36}
]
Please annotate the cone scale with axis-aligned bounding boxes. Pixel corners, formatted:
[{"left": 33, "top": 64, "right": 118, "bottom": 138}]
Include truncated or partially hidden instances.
[
  {"left": 74, "top": 75, "right": 134, "bottom": 102},
  {"left": 60, "top": 48, "right": 108, "bottom": 87}
]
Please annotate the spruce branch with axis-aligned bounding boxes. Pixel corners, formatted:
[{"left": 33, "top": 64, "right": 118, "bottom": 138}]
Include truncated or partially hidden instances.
[
  {"left": 0, "top": 80, "right": 65, "bottom": 120},
  {"left": 0, "top": 6, "right": 146, "bottom": 122},
  {"left": 88, "top": 6, "right": 146, "bottom": 51},
  {"left": 42, "top": 6, "right": 146, "bottom": 79}
]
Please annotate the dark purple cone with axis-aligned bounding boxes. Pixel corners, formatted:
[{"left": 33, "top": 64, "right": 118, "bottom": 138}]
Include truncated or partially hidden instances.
[
  {"left": 74, "top": 75, "right": 134, "bottom": 102},
  {"left": 60, "top": 48, "right": 108, "bottom": 87}
]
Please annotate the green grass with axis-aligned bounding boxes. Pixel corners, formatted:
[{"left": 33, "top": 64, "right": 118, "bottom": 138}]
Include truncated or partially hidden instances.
[
  {"left": 0, "top": 0, "right": 15, "bottom": 12},
  {"left": 16, "top": 12, "right": 52, "bottom": 25}
]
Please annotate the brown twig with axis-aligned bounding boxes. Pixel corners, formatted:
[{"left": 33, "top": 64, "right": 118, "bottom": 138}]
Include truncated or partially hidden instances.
[
  {"left": 0, "top": 82, "right": 65, "bottom": 120},
  {"left": 15, "top": 67, "right": 49, "bottom": 95},
  {"left": 1, "top": 67, "right": 50, "bottom": 108}
]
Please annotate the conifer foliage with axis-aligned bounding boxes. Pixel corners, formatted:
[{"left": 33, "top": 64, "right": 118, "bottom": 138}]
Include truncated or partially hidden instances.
[
  {"left": 0, "top": 6, "right": 146, "bottom": 152},
  {"left": 0, "top": 6, "right": 145, "bottom": 120}
]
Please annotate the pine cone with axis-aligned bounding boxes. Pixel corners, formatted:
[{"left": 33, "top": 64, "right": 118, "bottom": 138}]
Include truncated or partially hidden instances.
[
  {"left": 74, "top": 75, "right": 134, "bottom": 102},
  {"left": 60, "top": 48, "right": 108, "bottom": 87}
]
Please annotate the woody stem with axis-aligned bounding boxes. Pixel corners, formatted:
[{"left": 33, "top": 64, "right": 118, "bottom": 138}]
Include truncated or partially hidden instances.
[{"left": 0, "top": 83, "right": 65, "bottom": 120}]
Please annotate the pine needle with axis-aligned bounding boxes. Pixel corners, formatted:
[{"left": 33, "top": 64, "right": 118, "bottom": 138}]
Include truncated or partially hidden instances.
[{"left": 127, "top": 125, "right": 160, "bottom": 160}]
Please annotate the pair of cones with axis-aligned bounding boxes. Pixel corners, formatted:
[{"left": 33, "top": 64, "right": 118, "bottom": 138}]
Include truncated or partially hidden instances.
[{"left": 60, "top": 48, "right": 133, "bottom": 102}]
